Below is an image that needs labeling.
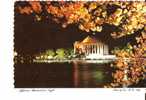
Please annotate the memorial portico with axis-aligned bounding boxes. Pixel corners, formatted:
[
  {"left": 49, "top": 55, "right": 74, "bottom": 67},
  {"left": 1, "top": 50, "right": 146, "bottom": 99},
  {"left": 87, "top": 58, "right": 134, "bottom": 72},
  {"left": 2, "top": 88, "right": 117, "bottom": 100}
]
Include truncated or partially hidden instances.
[{"left": 74, "top": 36, "right": 109, "bottom": 58}]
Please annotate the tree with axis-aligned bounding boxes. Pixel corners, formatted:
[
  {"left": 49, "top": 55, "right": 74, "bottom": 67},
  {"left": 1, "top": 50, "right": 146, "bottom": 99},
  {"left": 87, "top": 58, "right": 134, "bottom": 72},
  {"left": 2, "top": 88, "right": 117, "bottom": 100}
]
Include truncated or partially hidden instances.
[
  {"left": 16, "top": 1, "right": 146, "bottom": 38},
  {"left": 46, "top": 49, "right": 55, "bottom": 57},
  {"left": 64, "top": 48, "right": 74, "bottom": 58},
  {"left": 56, "top": 48, "right": 65, "bottom": 59}
]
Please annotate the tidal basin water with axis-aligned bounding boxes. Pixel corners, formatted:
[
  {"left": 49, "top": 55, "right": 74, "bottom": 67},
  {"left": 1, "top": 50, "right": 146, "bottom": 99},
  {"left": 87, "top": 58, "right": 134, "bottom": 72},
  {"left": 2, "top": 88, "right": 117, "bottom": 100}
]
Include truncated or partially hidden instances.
[{"left": 15, "top": 61, "right": 115, "bottom": 88}]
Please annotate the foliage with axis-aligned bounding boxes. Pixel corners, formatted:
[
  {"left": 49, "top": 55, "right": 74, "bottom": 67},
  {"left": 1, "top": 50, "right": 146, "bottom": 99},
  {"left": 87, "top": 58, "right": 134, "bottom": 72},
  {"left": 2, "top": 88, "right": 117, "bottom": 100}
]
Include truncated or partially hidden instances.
[
  {"left": 64, "top": 48, "right": 74, "bottom": 58},
  {"left": 16, "top": 1, "right": 146, "bottom": 38},
  {"left": 56, "top": 48, "right": 66, "bottom": 59},
  {"left": 105, "top": 31, "right": 146, "bottom": 87},
  {"left": 45, "top": 49, "right": 55, "bottom": 57},
  {"left": 35, "top": 48, "right": 74, "bottom": 59}
]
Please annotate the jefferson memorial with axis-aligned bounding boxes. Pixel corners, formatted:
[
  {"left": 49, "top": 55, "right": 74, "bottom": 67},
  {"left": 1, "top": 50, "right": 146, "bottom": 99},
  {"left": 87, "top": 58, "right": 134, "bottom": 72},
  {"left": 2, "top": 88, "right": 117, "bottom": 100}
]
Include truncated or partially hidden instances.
[{"left": 74, "top": 36, "right": 115, "bottom": 59}]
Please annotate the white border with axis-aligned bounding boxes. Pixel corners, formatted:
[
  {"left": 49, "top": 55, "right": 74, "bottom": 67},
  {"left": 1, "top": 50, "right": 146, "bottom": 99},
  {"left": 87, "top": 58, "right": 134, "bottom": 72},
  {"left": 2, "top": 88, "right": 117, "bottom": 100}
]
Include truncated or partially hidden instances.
[{"left": 0, "top": 0, "right": 145, "bottom": 100}]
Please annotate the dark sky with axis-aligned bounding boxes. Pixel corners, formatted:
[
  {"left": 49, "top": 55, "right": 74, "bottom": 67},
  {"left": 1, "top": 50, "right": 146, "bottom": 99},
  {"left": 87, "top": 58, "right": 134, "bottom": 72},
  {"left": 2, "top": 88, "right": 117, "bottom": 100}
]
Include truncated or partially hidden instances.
[
  {"left": 14, "top": 12, "right": 88, "bottom": 54},
  {"left": 14, "top": 4, "right": 140, "bottom": 55}
]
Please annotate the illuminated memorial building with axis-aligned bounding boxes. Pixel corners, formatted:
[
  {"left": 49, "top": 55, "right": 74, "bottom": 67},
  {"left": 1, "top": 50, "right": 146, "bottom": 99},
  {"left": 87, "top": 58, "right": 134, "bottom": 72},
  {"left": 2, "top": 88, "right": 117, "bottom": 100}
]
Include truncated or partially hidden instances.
[{"left": 74, "top": 36, "right": 114, "bottom": 59}]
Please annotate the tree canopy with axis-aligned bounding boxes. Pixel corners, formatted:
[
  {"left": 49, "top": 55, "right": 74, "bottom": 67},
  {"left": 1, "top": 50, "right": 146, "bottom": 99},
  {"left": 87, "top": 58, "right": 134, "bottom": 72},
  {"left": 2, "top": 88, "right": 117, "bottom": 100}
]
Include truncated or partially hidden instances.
[{"left": 16, "top": 1, "right": 146, "bottom": 38}]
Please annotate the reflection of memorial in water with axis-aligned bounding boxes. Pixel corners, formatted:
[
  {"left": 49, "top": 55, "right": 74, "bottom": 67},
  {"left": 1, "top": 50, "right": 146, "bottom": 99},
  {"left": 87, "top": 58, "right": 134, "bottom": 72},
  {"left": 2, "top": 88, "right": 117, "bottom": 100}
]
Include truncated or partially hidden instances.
[{"left": 73, "top": 61, "right": 112, "bottom": 87}]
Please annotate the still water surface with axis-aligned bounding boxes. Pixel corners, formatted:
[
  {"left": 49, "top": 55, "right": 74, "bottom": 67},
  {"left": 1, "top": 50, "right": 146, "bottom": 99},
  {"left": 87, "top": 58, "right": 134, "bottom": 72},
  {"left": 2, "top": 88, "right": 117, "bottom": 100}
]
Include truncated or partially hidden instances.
[{"left": 15, "top": 62, "right": 114, "bottom": 88}]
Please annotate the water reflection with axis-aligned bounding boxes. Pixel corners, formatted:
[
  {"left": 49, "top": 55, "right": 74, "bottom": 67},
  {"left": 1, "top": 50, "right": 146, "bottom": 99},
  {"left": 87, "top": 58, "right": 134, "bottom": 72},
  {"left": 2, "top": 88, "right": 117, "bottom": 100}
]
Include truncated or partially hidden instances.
[
  {"left": 15, "top": 62, "right": 113, "bottom": 88},
  {"left": 73, "top": 61, "right": 112, "bottom": 87}
]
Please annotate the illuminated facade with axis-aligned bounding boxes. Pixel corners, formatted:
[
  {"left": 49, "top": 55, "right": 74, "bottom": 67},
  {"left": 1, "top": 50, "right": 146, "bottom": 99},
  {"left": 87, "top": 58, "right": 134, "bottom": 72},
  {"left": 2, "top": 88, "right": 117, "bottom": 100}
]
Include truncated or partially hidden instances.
[{"left": 74, "top": 36, "right": 109, "bottom": 58}]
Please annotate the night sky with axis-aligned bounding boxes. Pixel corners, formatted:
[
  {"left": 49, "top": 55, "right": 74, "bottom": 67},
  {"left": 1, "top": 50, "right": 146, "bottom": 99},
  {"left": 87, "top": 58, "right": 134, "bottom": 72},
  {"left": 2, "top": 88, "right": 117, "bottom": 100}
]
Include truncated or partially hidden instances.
[
  {"left": 14, "top": 2, "right": 140, "bottom": 55},
  {"left": 14, "top": 9, "right": 89, "bottom": 54}
]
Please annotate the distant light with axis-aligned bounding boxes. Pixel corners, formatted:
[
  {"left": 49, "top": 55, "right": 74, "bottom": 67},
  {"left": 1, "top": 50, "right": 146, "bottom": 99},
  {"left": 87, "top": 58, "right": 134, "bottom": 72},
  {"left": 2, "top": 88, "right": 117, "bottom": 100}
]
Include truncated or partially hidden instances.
[
  {"left": 35, "top": 56, "right": 40, "bottom": 59},
  {"left": 92, "top": 32, "right": 96, "bottom": 35},
  {"left": 41, "top": 55, "right": 43, "bottom": 58}
]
